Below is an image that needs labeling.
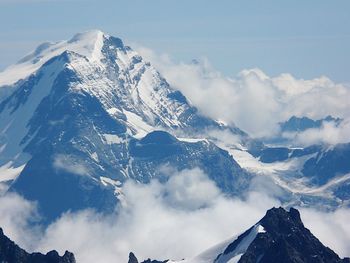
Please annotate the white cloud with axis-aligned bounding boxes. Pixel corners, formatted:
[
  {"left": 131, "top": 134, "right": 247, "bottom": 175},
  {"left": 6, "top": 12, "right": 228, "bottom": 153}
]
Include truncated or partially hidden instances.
[
  {"left": 136, "top": 46, "right": 350, "bottom": 140},
  {"left": 162, "top": 168, "right": 221, "bottom": 210},
  {"left": 283, "top": 119, "right": 350, "bottom": 146},
  {"left": 53, "top": 154, "right": 90, "bottom": 176},
  {"left": 301, "top": 207, "right": 350, "bottom": 258},
  {"left": 36, "top": 172, "right": 279, "bottom": 262},
  {"left": 0, "top": 193, "right": 41, "bottom": 251},
  {"left": 0, "top": 169, "right": 349, "bottom": 262},
  {"left": 0, "top": 169, "right": 279, "bottom": 262}
]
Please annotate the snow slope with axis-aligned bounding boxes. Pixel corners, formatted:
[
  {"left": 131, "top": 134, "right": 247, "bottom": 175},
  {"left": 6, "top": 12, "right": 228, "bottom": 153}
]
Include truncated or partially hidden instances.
[
  {"left": 0, "top": 30, "right": 104, "bottom": 87},
  {"left": 174, "top": 224, "right": 265, "bottom": 263}
]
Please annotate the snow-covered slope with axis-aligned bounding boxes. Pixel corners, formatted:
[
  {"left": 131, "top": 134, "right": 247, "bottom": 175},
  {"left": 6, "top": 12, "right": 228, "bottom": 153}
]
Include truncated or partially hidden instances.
[
  {"left": 0, "top": 30, "right": 104, "bottom": 87},
  {"left": 179, "top": 224, "right": 265, "bottom": 263}
]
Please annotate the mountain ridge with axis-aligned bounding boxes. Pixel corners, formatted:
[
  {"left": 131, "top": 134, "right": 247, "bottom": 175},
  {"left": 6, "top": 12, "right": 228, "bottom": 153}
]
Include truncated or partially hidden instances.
[
  {"left": 130, "top": 207, "right": 350, "bottom": 263},
  {"left": 0, "top": 227, "right": 75, "bottom": 263}
]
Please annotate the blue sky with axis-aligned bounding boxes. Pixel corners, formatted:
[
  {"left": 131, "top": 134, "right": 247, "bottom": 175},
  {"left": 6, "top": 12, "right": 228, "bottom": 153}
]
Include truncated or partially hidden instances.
[{"left": 1, "top": 0, "right": 349, "bottom": 82}]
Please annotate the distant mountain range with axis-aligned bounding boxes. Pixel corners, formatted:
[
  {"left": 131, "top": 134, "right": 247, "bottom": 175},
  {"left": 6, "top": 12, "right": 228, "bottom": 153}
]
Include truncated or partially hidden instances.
[{"left": 280, "top": 115, "right": 342, "bottom": 133}]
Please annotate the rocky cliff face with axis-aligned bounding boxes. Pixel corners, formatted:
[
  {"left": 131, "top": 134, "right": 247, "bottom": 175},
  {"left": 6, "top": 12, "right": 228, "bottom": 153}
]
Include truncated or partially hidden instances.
[{"left": 0, "top": 228, "right": 75, "bottom": 263}]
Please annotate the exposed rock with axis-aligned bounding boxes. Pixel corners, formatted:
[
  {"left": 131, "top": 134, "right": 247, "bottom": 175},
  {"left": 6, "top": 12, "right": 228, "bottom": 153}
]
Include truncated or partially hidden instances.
[
  {"left": 0, "top": 227, "right": 75, "bottom": 263},
  {"left": 128, "top": 252, "right": 138, "bottom": 263},
  {"left": 127, "top": 252, "right": 168, "bottom": 263}
]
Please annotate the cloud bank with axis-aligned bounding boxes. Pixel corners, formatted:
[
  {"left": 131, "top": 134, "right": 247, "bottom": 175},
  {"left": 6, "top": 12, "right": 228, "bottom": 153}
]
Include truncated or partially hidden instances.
[
  {"left": 0, "top": 168, "right": 349, "bottom": 262},
  {"left": 301, "top": 207, "right": 350, "bottom": 257},
  {"left": 283, "top": 119, "right": 350, "bottom": 146},
  {"left": 136, "top": 46, "right": 350, "bottom": 142}
]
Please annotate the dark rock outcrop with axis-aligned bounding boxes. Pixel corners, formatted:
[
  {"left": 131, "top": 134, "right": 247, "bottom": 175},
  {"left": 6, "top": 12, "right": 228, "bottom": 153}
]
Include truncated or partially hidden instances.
[
  {"left": 0, "top": 227, "right": 75, "bottom": 263},
  {"left": 128, "top": 252, "right": 138, "bottom": 263},
  {"left": 128, "top": 252, "right": 168, "bottom": 263},
  {"left": 140, "top": 260, "right": 168, "bottom": 263},
  {"left": 222, "top": 207, "right": 350, "bottom": 263}
]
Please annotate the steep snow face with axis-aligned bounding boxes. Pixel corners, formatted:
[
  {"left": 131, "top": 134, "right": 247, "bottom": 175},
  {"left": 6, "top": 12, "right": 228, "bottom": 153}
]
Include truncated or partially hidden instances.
[
  {"left": 0, "top": 30, "right": 104, "bottom": 87},
  {"left": 0, "top": 162, "right": 25, "bottom": 194},
  {"left": 169, "top": 224, "right": 265, "bottom": 263},
  {"left": 213, "top": 224, "right": 265, "bottom": 263},
  {"left": 0, "top": 53, "right": 70, "bottom": 167}
]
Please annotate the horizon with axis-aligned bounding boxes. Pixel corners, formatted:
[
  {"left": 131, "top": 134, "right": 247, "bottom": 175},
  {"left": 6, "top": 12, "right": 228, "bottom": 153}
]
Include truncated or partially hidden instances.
[{"left": 1, "top": 0, "right": 350, "bottom": 83}]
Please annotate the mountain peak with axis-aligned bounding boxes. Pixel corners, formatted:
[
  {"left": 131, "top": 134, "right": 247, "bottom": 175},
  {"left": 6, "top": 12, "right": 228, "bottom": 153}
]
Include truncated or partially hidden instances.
[
  {"left": 236, "top": 207, "right": 349, "bottom": 263},
  {"left": 259, "top": 206, "right": 305, "bottom": 235},
  {"left": 68, "top": 29, "right": 106, "bottom": 43},
  {"left": 153, "top": 207, "right": 349, "bottom": 263},
  {"left": 0, "top": 29, "right": 114, "bottom": 86},
  {"left": 66, "top": 29, "right": 105, "bottom": 61}
]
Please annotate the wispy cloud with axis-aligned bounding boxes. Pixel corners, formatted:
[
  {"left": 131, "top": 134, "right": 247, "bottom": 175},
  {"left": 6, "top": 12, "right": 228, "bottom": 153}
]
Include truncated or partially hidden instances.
[{"left": 53, "top": 154, "right": 90, "bottom": 176}]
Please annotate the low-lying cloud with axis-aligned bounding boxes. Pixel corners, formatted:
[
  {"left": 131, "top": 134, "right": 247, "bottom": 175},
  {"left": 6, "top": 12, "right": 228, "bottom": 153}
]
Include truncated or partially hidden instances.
[
  {"left": 301, "top": 207, "right": 350, "bottom": 257},
  {"left": 0, "top": 168, "right": 349, "bottom": 262},
  {"left": 53, "top": 154, "right": 90, "bottom": 176},
  {"left": 136, "top": 46, "right": 350, "bottom": 142},
  {"left": 283, "top": 119, "right": 350, "bottom": 146}
]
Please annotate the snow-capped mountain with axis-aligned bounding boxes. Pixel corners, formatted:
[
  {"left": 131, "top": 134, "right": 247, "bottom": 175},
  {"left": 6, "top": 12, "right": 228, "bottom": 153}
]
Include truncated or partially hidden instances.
[
  {"left": 0, "top": 30, "right": 349, "bottom": 222},
  {"left": 0, "top": 30, "right": 253, "bottom": 221},
  {"left": 130, "top": 207, "right": 350, "bottom": 263}
]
